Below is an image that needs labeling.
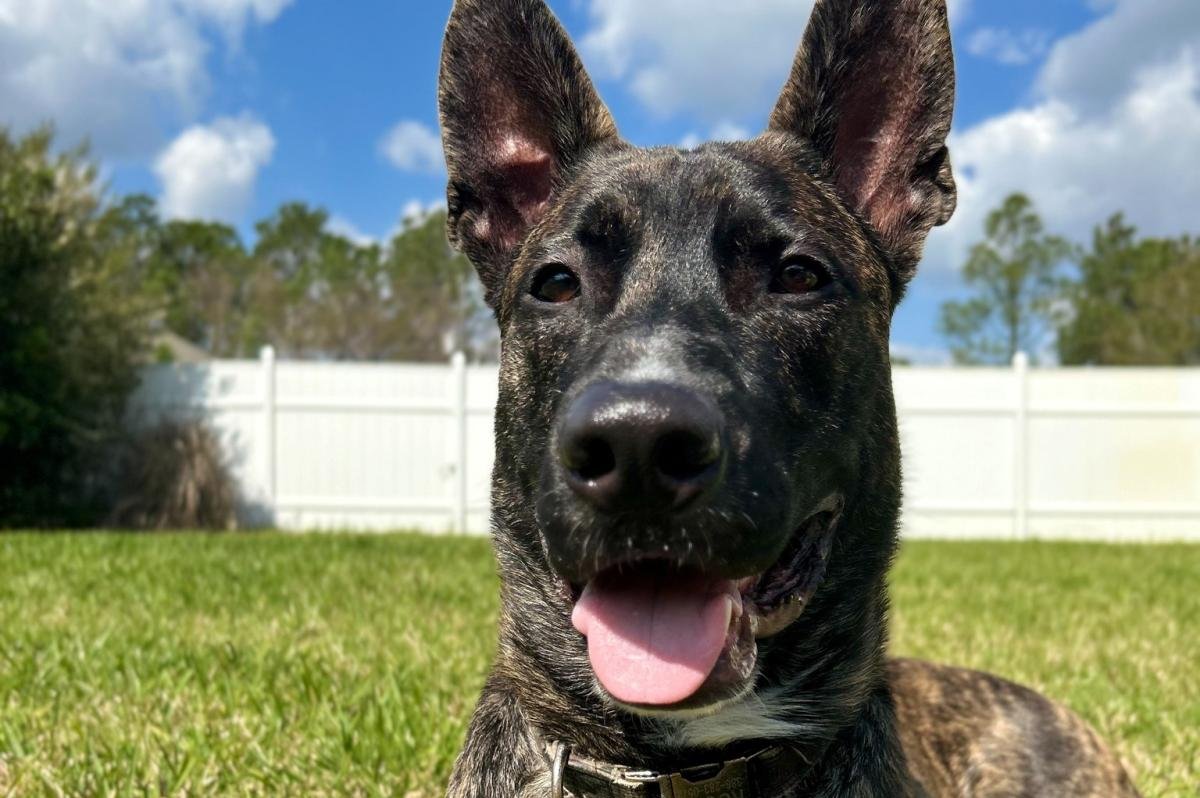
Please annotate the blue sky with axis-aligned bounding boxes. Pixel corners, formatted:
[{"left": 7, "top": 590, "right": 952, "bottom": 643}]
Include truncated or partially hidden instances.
[{"left": 2, "top": 0, "right": 1198, "bottom": 359}]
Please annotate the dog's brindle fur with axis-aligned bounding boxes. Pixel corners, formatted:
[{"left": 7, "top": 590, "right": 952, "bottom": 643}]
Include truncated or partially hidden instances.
[{"left": 438, "top": 0, "right": 1142, "bottom": 795}]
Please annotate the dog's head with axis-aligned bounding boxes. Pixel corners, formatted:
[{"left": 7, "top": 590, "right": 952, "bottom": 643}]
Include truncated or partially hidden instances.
[{"left": 439, "top": 0, "right": 955, "bottom": 726}]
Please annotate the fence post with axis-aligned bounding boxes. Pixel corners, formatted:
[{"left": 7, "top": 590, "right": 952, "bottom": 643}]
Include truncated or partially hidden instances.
[
  {"left": 1012, "top": 351, "right": 1029, "bottom": 539},
  {"left": 261, "top": 345, "right": 277, "bottom": 515},
  {"left": 451, "top": 351, "right": 469, "bottom": 534}
]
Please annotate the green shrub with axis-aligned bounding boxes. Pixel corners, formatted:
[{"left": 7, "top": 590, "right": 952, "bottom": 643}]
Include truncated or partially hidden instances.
[{"left": 0, "top": 128, "right": 150, "bottom": 526}]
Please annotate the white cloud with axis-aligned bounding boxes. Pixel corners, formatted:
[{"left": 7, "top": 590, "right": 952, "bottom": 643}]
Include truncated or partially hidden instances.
[
  {"left": 1036, "top": 0, "right": 1200, "bottom": 115},
  {"left": 679, "top": 121, "right": 752, "bottom": 149},
  {"left": 581, "top": 0, "right": 814, "bottom": 121},
  {"left": 180, "top": 0, "right": 293, "bottom": 32},
  {"left": 0, "top": 0, "right": 293, "bottom": 157},
  {"left": 580, "top": 0, "right": 969, "bottom": 122},
  {"left": 327, "top": 216, "right": 376, "bottom": 247},
  {"left": 379, "top": 121, "right": 444, "bottom": 174},
  {"left": 399, "top": 198, "right": 447, "bottom": 226},
  {"left": 325, "top": 201, "right": 450, "bottom": 249},
  {"left": 155, "top": 115, "right": 276, "bottom": 223},
  {"left": 375, "top": 199, "right": 449, "bottom": 243},
  {"left": 178, "top": 0, "right": 293, "bottom": 46},
  {"left": 966, "top": 27, "right": 1051, "bottom": 66},
  {"left": 925, "top": 48, "right": 1200, "bottom": 277}
]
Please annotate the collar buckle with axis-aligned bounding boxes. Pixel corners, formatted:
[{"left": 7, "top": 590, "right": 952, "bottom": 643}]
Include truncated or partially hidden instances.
[{"left": 655, "top": 757, "right": 750, "bottom": 798}]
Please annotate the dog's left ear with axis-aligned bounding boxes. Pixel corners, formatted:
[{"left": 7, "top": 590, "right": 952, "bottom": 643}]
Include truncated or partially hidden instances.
[
  {"left": 439, "top": 0, "right": 619, "bottom": 307},
  {"left": 770, "top": 0, "right": 956, "bottom": 285}
]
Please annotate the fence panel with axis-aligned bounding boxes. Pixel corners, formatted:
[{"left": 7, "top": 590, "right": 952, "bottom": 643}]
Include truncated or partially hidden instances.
[{"left": 130, "top": 353, "right": 1200, "bottom": 540}]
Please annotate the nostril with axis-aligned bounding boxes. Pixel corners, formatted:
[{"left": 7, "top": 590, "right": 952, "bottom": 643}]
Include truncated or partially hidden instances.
[
  {"left": 653, "top": 430, "right": 720, "bottom": 483},
  {"left": 565, "top": 436, "right": 617, "bottom": 481}
]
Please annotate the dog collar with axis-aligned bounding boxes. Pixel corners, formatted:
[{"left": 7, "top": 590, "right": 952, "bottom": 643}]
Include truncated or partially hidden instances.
[{"left": 546, "top": 741, "right": 808, "bottom": 798}]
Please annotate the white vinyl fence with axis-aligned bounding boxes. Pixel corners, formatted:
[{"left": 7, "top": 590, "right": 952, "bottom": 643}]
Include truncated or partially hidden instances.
[{"left": 130, "top": 349, "right": 1200, "bottom": 541}]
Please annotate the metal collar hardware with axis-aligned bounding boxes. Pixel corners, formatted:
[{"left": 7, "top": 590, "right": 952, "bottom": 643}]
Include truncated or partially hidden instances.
[
  {"left": 550, "top": 741, "right": 570, "bottom": 798},
  {"left": 545, "top": 741, "right": 807, "bottom": 798}
]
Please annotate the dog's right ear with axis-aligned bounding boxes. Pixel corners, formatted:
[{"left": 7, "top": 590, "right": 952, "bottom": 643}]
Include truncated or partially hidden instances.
[{"left": 439, "top": 0, "right": 619, "bottom": 305}]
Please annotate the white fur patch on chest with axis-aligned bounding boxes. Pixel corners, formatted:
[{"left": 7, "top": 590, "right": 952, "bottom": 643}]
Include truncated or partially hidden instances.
[{"left": 648, "top": 688, "right": 817, "bottom": 750}]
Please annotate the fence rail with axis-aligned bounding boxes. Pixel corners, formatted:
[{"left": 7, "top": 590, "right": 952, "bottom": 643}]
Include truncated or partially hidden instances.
[{"left": 130, "top": 349, "right": 1200, "bottom": 541}]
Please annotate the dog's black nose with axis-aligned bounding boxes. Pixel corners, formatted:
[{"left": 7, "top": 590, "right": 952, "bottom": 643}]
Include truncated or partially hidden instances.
[{"left": 557, "top": 382, "right": 726, "bottom": 514}]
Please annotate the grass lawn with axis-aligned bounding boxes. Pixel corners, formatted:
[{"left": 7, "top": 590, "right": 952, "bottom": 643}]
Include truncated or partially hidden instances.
[{"left": 0, "top": 534, "right": 1195, "bottom": 797}]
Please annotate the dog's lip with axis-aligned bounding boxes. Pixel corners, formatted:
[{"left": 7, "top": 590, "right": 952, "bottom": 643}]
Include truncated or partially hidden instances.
[
  {"left": 566, "top": 495, "right": 843, "bottom": 714},
  {"left": 564, "top": 494, "right": 843, "bottom": 609},
  {"left": 739, "top": 493, "right": 843, "bottom": 626}
]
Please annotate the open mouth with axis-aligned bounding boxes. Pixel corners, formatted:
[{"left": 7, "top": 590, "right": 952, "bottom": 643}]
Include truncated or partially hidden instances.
[{"left": 569, "top": 497, "right": 842, "bottom": 714}]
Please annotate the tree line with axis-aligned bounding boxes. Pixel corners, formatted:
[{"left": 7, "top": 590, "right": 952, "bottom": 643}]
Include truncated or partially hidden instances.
[
  {"left": 97, "top": 187, "right": 488, "bottom": 364},
  {"left": 939, "top": 193, "right": 1200, "bottom": 366}
]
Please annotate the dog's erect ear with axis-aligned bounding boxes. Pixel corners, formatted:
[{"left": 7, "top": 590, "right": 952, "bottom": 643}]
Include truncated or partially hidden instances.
[
  {"left": 439, "top": 0, "right": 619, "bottom": 304},
  {"left": 769, "top": 0, "right": 956, "bottom": 284}
]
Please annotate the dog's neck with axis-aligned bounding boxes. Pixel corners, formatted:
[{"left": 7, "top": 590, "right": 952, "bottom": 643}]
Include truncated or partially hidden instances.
[{"left": 520, "top": 665, "right": 915, "bottom": 798}]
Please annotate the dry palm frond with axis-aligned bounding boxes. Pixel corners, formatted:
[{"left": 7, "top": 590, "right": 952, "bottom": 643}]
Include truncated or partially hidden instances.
[{"left": 109, "top": 420, "right": 238, "bottom": 530}]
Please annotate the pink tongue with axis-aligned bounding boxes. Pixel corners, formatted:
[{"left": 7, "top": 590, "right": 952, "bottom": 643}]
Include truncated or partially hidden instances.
[{"left": 572, "top": 569, "right": 734, "bottom": 706}]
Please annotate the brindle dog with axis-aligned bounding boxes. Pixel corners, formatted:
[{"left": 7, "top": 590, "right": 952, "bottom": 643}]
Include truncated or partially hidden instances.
[{"left": 438, "top": 0, "right": 1142, "bottom": 795}]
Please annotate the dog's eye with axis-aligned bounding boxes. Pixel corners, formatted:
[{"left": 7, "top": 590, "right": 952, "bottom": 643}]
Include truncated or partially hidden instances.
[
  {"left": 771, "top": 255, "right": 831, "bottom": 295},
  {"left": 531, "top": 264, "right": 582, "bottom": 303}
]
